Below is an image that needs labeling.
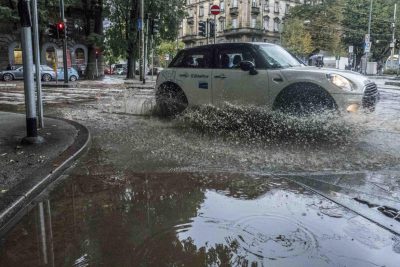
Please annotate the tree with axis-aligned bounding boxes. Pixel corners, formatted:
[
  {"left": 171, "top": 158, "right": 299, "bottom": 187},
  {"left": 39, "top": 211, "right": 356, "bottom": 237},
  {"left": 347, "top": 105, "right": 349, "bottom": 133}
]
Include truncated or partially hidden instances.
[
  {"left": 156, "top": 41, "right": 184, "bottom": 67},
  {"left": 286, "top": 0, "right": 343, "bottom": 55},
  {"left": 104, "top": 0, "right": 186, "bottom": 79},
  {"left": 342, "top": 0, "right": 399, "bottom": 62},
  {"left": 282, "top": 18, "right": 313, "bottom": 57}
]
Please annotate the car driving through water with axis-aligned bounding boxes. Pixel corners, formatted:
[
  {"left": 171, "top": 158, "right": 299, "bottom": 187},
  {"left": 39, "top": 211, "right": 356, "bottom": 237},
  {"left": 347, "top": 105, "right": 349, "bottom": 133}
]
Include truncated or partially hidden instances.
[{"left": 155, "top": 43, "right": 379, "bottom": 116}]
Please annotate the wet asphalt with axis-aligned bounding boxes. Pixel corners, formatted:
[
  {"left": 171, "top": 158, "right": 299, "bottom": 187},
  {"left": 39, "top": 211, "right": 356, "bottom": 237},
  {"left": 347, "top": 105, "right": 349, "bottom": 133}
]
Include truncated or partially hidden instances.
[{"left": 0, "top": 78, "right": 399, "bottom": 266}]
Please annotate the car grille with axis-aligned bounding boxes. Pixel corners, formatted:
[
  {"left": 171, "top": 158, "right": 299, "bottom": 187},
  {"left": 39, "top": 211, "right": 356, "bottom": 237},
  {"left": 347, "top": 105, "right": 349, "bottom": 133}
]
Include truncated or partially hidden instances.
[
  {"left": 362, "top": 82, "right": 379, "bottom": 109},
  {"left": 364, "top": 82, "right": 378, "bottom": 97}
]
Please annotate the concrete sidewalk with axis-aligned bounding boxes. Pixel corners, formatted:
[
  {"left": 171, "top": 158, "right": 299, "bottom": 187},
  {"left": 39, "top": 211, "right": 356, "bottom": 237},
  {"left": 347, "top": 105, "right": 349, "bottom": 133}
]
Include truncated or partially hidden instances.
[
  {"left": 0, "top": 76, "right": 156, "bottom": 90},
  {"left": 0, "top": 112, "right": 90, "bottom": 235}
]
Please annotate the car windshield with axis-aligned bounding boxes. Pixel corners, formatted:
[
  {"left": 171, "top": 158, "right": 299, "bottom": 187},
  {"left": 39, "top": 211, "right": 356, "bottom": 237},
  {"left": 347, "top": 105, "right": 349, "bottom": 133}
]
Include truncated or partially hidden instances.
[{"left": 258, "top": 44, "right": 303, "bottom": 68}]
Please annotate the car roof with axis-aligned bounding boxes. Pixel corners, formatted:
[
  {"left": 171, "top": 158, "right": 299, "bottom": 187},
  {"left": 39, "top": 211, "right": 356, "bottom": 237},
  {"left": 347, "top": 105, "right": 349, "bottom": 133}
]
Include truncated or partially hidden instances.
[{"left": 181, "top": 42, "right": 278, "bottom": 51}]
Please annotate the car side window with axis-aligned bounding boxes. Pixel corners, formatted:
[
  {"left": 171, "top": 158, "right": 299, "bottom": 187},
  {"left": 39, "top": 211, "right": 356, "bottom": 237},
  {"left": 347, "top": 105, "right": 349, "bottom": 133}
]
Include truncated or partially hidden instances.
[
  {"left": 216, "top": 46, "right": 256, "bottom": 69},
  {"left": 172, "top": 49, "right": 212, "bottom": 69}
]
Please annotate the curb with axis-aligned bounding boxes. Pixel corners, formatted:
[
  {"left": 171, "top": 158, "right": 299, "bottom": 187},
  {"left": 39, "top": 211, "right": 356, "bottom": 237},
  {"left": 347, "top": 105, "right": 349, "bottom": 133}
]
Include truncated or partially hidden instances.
[
  {"left": 0, "top": 117, "right": 90, "bottom": 237},
  {"left": 385, "top": 81, "right": 400, "bottom": 87}
]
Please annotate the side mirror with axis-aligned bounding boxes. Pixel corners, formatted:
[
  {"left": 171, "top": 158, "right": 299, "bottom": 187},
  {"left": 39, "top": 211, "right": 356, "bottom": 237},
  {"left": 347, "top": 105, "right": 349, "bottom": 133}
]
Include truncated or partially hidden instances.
[{"left": 239, "top": 61, "right": 258, "bottom": 75}]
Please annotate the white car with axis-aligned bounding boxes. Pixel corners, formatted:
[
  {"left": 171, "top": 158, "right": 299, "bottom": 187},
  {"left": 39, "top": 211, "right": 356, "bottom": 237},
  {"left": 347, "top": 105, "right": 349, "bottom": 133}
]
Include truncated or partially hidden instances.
[{"left": 155, "top": 43, "right": 379, "bottom": 116}]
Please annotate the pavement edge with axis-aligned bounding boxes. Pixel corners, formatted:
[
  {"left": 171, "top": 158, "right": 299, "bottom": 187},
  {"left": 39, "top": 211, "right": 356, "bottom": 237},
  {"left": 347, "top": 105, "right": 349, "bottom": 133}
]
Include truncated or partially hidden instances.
[{"left": 0, "top": 116, "right": 91, "bottom": 237}]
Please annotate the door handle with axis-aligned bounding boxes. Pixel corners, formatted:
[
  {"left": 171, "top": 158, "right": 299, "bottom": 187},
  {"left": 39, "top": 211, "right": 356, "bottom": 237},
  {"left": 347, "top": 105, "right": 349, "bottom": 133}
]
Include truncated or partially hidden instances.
[
  {"left": 273, "top": 76, "right": 284, "bottom": 83},
  {"left": 214, "top": 75, "right": 227, "bottom": 79}
]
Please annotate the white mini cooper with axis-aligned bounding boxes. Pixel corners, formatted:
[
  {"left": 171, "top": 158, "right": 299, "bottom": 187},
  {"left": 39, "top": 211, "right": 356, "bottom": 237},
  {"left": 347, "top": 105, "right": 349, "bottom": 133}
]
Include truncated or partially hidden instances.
[{"left": 156, "top": 43, "right": 379, "bottom": 116}]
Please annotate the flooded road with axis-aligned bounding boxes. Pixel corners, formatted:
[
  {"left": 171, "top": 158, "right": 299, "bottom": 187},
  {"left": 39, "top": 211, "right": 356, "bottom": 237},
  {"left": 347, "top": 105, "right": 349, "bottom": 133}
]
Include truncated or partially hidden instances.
[
  {"left": 0, "top": 78, "right": 400, "bottom": 265},
  {"left": 0, "top": 172, "right": 399, "bottom": 266}
]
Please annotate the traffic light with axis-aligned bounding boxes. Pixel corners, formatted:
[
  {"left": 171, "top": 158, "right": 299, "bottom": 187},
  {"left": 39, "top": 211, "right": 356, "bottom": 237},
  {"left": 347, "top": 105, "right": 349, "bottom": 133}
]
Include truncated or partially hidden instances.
[
  {"left": 396, "top": 39, "right": 400, "bottom": 49},
  {"left": 209, "top": 21, "right": 215, "bottom": 38},
  {"left": 151, "top": 18, "right": 160, "bottom": 35},
  {"left": 47, "top": 23, "right": 59, "bottom": 39},
  {"left": 95, "top": 49, "right": 100, "bottom": 59},
  {"left": 198, "top": 21, "right": 206, "bottom": 37},
  {"left": 57, "top": 22, "right": 65, "bottom": 39}
]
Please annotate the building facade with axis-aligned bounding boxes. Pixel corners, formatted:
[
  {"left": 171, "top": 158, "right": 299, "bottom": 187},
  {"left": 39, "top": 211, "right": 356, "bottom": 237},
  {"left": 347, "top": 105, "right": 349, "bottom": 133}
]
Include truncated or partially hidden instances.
[
  {"left": 0, "top": 2, "right": 90, "bottom": 72},
  {"left": 180, "top": 0, "right": 303, "bottom": 47}
]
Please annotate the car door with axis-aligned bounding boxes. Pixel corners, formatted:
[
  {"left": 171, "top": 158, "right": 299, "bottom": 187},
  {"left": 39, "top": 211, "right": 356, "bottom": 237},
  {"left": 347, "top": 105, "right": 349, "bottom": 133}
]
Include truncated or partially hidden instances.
[
  {"left": 14, "top": 67, "right": 24, "bottom": 79},
  {"left": 170, "top": 47, "right": 213, "bottom": 106},
  {"left": 212, "top": 44, "right": 269, "bottom": 106}
]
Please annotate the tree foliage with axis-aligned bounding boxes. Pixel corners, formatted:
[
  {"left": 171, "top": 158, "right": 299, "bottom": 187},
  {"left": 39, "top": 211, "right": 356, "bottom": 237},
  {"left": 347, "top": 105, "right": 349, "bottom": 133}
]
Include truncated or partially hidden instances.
[
  {"left": 104, "top": 0, "right": 186, "bottom": 78},
  {"left": 286, "top": 0, "right": 400, "bottom": 62},
  {"left": 156, "top": 40, "right": 184, "bottom": 67},
  {"left": 282, "top": 18, "right": 313, "bottom": 57},
  {"left": 286, "top": 0, "right": 343, "bottom": 55},
  {"left": 342, "top": 0, "right": 399, "bottom": 61}
]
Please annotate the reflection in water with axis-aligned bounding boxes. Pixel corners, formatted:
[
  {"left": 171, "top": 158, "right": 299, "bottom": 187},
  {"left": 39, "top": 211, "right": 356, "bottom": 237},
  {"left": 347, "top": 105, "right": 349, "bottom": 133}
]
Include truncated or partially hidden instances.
[{"left": 0, "top": 171, "right": 399, "bottom": 266}]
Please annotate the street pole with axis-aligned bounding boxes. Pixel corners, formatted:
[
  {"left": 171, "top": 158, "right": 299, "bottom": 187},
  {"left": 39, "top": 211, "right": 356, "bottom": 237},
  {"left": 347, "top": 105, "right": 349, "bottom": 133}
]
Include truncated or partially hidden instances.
[
  {"left": 17, "top": 0, "right": 43, "bottom": 144},
  {"left": 60, "top": 0, "right": 68, "bottom": 83},
  {"left": 151, "top": 32, "right": 154, "bottom": 81},
  {"left": 31, "top": 0, "right": 44, "bottom": 128},
  {"left": 206, "top": 18, "right": 209, "bottom": 45},
  {"left": 391, "top": 4, "right": 397, "bottom": 59},
  {"left": 141, "top": 0, "right": 145, "bottom": 84},
  {"left": 365, "top": 0, "right": 373, "bottom": 74},
  {"left": 214, "top": 15, "right": 217, "bottom": 44}
]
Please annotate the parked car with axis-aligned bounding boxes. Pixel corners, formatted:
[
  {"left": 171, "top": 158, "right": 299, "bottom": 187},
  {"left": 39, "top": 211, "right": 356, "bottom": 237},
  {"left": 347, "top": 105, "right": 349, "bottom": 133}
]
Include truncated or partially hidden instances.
[
  {"left": 104, "top": 67, "right": 115, "bottom": 75},
  {"left": 116, "top": 67, "right": 127, "bottom": 75},
  {"left": 148, "top": 67, "right": 164, "bottom": 76},
  {"left": 56, "top": 67, "right": 79, "bottom": 81},
  {"left": 0, "top": 65, "right": 55, "bottom": 82},
  {"left": 156, "top": 42, "right": 379, "bottom": 116}
]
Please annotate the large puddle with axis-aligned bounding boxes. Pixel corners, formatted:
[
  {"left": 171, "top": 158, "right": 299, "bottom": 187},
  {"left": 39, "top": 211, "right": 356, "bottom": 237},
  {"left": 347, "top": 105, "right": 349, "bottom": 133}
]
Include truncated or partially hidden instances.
[{"left": 0, "top": 172, "right": 399, "bottom": 266}]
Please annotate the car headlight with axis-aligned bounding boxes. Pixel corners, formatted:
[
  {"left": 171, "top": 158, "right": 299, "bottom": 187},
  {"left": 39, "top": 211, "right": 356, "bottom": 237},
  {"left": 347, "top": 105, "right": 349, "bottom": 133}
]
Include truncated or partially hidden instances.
[{"left": 326, "top": 74, "right": 354, "bottom": 92}]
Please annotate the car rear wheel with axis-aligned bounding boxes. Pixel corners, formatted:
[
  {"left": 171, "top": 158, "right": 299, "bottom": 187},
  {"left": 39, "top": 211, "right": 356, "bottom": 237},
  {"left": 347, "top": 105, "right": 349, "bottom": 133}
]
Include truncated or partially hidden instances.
[
  {"left": 70, "top": 75, "right": 77, "bottom": 82},
  {"left": 274, "top": 83, "right": 337, "bottom": 116},
  {"left": 42, "top": 73, "right": 52, "bottom": 82},
  {"left": 156, "top": 83, "right": 188, "bottom": 117},
  {"left": 3, "top": 73, "right": 13, "bottom": 81}
]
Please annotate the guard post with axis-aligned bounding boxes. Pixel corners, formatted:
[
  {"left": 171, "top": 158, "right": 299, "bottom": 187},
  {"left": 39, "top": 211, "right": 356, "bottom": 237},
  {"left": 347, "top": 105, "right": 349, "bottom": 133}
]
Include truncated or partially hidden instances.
[{"left": 18, "top": 0, "right": 44, "bottom": 144}]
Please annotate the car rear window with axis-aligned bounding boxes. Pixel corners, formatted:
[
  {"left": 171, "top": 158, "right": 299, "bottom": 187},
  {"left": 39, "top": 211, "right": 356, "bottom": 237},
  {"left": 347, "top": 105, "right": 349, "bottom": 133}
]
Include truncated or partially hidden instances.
[{"left": 170, "top": 49, "right": 212, "bottom": 69}]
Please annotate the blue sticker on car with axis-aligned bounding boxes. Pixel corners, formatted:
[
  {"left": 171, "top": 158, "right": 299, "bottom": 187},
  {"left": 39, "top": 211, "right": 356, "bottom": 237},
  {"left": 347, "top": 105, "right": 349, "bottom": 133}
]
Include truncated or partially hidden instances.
[{"left": 199, "top": 82, "right": 208, "bottom": 89}]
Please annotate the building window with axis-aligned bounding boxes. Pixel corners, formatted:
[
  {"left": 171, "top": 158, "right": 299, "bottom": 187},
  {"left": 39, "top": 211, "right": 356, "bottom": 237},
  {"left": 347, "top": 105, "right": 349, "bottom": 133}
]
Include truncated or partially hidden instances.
[
  {"left": 274, "top": 1, "right": 279, "bottom": 13},
  {"left": 220, "top": 18, "right": 226, "bottom": 31},
  {"left": 232, "top": 0, "right": 238, "bottom": 8},
  {"left": 13, "top": 44, "right": 23, "bottom": 65},
  {"left": 285, "top": 4, "right": 290, "bottom": 14},
  {"left": 220, "top": 0, "right": 225, "bottom": 12},
  {"left": 251, "top": 17, "right": 257, "bottom": 28},
  {"left": 263, "top": 16, "right": 270, "bottom": 31},
  {"left": 232, "top": 18, "right": 238, "bottom": 28},
  {"left": 199, "top": 5, "right": 204, "bottom": 17},
  {"left": 252, "top": 0, "right": 257, "bottom": 7},
  {"left": 274, "top": 18, "right": 280, "bottom": 32}
]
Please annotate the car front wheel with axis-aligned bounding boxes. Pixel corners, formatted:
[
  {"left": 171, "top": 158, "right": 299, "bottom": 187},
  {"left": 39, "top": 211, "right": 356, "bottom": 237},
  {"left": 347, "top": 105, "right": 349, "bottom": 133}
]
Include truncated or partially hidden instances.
[
  {"left": 42, "top": 74, "right": 52, "bottom": 82},
  {"left": 3, "top": 73, "right": 13, "bottom": 81},
  {"left": 156, "top": 83, "right": 188, "bottom": 117},
  {"left": 70, "top": 75, "right": 78, "bottom": 82}
]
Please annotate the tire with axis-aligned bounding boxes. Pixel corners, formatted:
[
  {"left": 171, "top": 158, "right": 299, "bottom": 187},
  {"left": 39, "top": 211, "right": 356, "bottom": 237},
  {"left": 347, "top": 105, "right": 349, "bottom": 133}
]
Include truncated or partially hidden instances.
[
  {"left": 3, "top": 73, "right": 13, "bottom": 81},
  {"left": 156, "top": 83, "right": 188, "bottom": 117},
  {"left": 42, "top": 73, "right": 52, "bottom": 82},
  {"left": 70, "top": 75, "right": 77, "bottom": 82},
  {"left": 274, "top": 83, "right": 337, "bottom": 115}
]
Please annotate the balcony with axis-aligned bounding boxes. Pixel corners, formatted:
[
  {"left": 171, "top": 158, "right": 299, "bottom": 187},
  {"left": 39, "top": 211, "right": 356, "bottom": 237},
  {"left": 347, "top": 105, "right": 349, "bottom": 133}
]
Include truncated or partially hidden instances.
[
  {"left": 230, "top": 7, "right": 239, "bottom": 16},
  {"left": 187, "top": 17, "right": 194, "bottom": 25},
  {"left": 181, "top": 34, "right": 197, "bottom": 42},
  {"left": 223, "top": 27, "right": 264, "bottom": 37},
  {"left": 251, "top": 6, "right": 260, "bottom": 15}
]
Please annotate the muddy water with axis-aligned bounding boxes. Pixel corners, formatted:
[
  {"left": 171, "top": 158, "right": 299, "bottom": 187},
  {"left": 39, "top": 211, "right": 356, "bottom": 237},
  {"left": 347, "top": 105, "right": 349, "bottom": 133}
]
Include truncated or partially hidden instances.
[{"left": 0, "top": 170, "right": 399, "bottom": 266}]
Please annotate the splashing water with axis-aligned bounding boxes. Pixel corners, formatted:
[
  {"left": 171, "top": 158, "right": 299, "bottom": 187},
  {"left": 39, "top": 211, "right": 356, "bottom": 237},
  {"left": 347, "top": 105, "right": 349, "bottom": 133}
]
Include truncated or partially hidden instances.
[{"left": 178, "top": 103, "right": 362, "bottom": 145}]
